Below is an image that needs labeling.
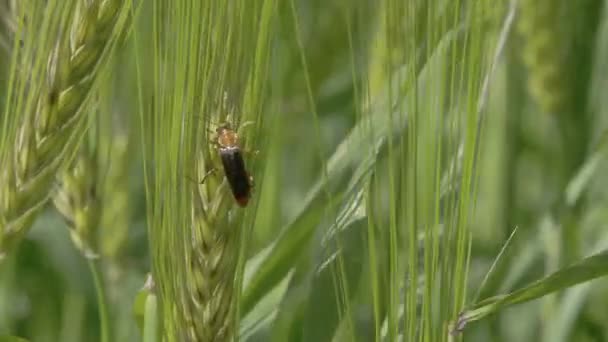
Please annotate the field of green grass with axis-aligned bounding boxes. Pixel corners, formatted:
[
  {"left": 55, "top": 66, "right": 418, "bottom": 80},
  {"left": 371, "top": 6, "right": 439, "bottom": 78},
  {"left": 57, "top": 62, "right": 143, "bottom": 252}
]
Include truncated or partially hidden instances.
[{"left": 1, "top": 0, "right": 608, "bottom": 341}]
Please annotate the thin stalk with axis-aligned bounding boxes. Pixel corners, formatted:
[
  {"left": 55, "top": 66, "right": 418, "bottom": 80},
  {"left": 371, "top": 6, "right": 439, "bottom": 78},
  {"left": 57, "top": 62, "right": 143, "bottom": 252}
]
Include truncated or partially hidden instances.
[{"left": 88, "top": 259, "right": 110, "bottom": 342}]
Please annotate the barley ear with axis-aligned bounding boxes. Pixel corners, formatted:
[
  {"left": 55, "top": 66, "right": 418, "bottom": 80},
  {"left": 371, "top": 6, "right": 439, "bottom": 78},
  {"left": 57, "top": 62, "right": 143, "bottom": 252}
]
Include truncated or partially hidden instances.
[
  {"left": 0, "top": 0, "right": 131, "bottom": 258},
  {"left": 100, "top": 132, "right": 130, "bottom": 264},
  {"left": 517, "top": 0, "right": 565, "bottom": 114},
  {"left": 183, "top": 147, "right": 238, "bottom": 342},
  {"left": 53, "top": 136, "right": 101, "bottom": 259},
  {"left": 182, "top": 98, "right": 242, "bottom": 341}
]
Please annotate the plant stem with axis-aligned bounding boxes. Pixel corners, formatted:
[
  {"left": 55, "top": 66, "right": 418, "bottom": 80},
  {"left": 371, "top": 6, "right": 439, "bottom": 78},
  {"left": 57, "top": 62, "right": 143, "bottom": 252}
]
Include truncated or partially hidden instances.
[
  {"left": 142, "top": 293, "right": 159, "bottom": 342},
  {"left": 88, "top": 259, "right": 110, "bottom": 342}
]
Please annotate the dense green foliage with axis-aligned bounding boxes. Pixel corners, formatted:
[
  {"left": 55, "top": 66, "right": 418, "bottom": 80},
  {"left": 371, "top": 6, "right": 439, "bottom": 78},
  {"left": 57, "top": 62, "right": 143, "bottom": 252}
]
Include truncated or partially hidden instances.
[{"left": 1, "top": 0, "right": 608, "bottom": 341}]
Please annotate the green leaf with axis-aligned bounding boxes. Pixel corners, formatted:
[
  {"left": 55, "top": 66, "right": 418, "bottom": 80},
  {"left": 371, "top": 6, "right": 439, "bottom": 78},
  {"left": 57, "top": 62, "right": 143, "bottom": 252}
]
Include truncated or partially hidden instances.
[
  {"left": 542, "top": 235, "right": 608, "bottom": 342},
  {"left": 565, "top": 152, "right": 602, "bottom": 207},
  {"left": 269, "top": 190, "right": 367, "bottom": 342},
  {"left": 240, "top": 244, "right": 294, "bottom": 340},
  {"left": 565, "top": 131, "right": 608, "bottom": 206},
  {"left": 454, "top": 249, "right": 608, "bottom": 333},
  {"left": 301, "top": 216, "right": 367, "bottom": 342},
  {"left": 239, "top": 270, "right": 293, "bottom": 341}
]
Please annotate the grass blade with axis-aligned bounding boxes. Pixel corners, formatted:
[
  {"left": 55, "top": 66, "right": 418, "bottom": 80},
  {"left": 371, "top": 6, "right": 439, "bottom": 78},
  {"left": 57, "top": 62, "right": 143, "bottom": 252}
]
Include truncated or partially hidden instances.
[{"left": 454, "top": 249, "right": 608, "bottom": 333}]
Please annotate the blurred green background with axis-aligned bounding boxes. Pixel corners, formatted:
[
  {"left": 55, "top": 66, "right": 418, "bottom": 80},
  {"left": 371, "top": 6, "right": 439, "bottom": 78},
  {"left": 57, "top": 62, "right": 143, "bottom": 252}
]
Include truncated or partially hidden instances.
[{"left": 1, "top": 0, "right": 608, "bottom": 341}]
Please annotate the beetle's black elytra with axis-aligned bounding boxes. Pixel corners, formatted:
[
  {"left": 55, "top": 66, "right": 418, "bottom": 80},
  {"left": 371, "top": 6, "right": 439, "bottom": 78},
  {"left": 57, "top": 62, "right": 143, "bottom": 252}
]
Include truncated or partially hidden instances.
[{"left": 215, "top": 124, "right": 252, "bottom": 207}]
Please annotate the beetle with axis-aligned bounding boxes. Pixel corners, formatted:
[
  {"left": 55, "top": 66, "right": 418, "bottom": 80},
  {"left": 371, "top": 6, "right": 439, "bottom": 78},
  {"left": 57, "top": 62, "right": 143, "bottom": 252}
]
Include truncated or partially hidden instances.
[{"left": 214, "top": 123, "right": 253, "bottom": 207}]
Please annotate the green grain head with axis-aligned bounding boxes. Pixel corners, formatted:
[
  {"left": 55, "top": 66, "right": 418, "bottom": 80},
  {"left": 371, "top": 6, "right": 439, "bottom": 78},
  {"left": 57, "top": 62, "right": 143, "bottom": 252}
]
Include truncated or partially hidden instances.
[
  {"left": 0, "top": 0, "right": 131, "bottom": 258},
  {"left": 53, "top": 135, "right": 101, "bottom": 258},
  {"left": 144, "top": 1, "right": 274, "bottom": 340},
  {"left": 517, "top": 0, "right": 566, "bottom": 114}
]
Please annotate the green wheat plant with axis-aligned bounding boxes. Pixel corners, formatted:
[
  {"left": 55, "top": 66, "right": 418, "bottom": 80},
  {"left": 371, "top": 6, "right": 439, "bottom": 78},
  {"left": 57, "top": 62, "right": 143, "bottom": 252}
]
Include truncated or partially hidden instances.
[
  {"left": 1, "top": 0, "right": 608, "bottom": 341},
  {"left": 0, "top": 0, "right": 131, "bottom": 258},
  {"left": 52, "top": 88, "right": 135, "bottom": 341},
  {"left": 139, "top": 1, "right": 275, "bottom": 340}
]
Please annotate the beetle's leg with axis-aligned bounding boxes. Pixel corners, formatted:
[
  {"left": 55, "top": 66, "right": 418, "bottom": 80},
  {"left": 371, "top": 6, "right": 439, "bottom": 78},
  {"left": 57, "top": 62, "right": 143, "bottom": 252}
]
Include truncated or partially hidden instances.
[
  {"left": 199, "top": 168, "right": 217, "bottom": 183},
  {"left": 186, "top": 168, "right": 217, "bottom": 184},
  {"left": 242, "top": 148, "right": 259, "bottom": 158},
  {"left": 237, "top": 120, "right": 255, "bottom": 135}
]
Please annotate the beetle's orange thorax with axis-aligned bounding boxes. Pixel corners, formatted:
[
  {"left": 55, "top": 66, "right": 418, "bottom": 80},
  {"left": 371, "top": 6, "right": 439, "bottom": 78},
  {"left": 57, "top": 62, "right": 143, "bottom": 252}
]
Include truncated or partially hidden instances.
[{"left": 216, "top": 127, "right": 239, "bottom": 148}]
